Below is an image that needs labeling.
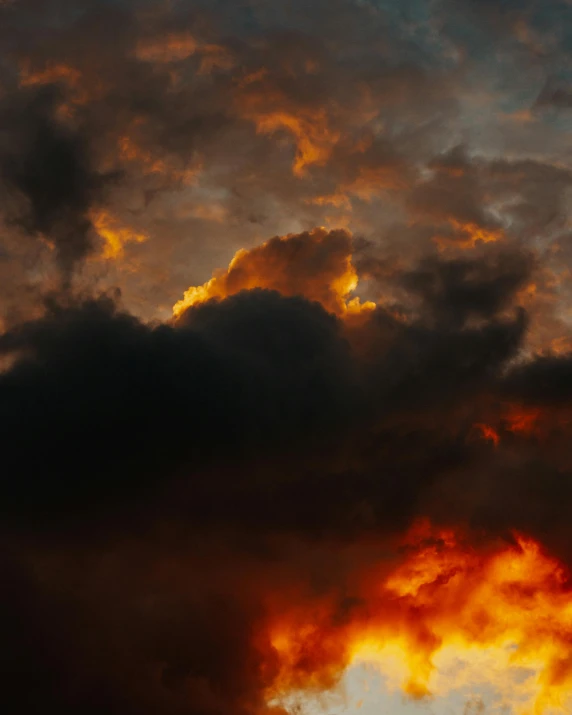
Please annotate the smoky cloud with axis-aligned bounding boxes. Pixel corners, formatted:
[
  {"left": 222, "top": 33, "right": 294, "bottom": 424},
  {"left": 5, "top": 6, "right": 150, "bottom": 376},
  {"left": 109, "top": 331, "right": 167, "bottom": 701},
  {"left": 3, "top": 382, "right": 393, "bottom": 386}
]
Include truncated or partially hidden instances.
[{"left": 0, "top": 86, "right": 118, "bottom": 280}]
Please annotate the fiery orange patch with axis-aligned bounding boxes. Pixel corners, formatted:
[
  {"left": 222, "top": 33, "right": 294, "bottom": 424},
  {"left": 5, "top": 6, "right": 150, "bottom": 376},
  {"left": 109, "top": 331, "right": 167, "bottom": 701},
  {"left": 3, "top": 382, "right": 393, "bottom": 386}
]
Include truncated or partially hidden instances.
[
  {"left": 173, "top": 228, "right": 376, "bottom": 318},
  {"left": 434, "top": 220, "right": 504, "bottom": 250},
  {"left": 470, "top": 403, "right": 572, "bottom": 447},
  {"left": 474, "top": 422, "right": 500, "bottom": 447},
  {"left": 234, "top": 67, "right": 386, "bottom": 177},
  {"left": 263, "top": 521, "right": 572, "bottom": 714},
  {"left": 252, "top": 109, "right": 340, "bottom": 176},
  {"left": 234, "top": 69, "right": 341, "bottom": 176},
  {"left": 504, "top": 405, "right": 543, "bottom": 437},
  {"left": 91, "top": 210, "right": 148, "bottom": 259}
]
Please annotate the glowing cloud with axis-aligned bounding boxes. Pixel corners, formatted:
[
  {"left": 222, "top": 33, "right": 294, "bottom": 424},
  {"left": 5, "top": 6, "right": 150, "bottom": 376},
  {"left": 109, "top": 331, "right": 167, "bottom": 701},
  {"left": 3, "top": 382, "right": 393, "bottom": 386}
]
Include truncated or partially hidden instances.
[
  {"left": 91, "top": 210, "right": 148, "bottom": 260},
  {"left": 264, "top": 521, "right": 572, "bottom": 715},
  {"left": 173, "top": 228, "right": 376, "bottom": 318}
]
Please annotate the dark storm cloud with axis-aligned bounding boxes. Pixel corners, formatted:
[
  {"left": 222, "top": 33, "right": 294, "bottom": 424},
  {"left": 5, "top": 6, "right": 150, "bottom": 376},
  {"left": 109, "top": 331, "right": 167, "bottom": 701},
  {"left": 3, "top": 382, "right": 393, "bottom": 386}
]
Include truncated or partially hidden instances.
[
  {"left": 0, "top": 242, "right": 535, "bottom": 534},
  {"left": 0, "top": 86, "right": 117, "bottom": 277},
  {"left": 0, "top": 539, "right": 293, "bottom": 715},
  {"left": 400, "top": 250, "right": 533, "bottom": 327},
  {"left": 0, "top": 290, "right": 356, "bottom": 524},
  {"left": 0, "top": 241, "right": 570, "bottom": 714},
  {"left": 501, "top": 353, "right": 572, "bottom": 404}
]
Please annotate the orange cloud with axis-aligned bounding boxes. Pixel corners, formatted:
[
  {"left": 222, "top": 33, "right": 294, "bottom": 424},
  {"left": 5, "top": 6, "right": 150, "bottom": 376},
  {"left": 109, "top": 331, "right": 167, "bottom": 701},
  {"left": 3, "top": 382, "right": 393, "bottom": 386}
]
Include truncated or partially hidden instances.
[
  {"left": 252, "top": 108, "right": 340, "bottom": 176},
  {"left": 468, "top": 400, "right": 572, "bottom": 447},
  {"left": 434, "top": 220, "right": 504, "bottom": 250},
  {"left": 91, "top": 210, "right": 148, "bottom": 260},
  {"left": 504, "top": 405, "right": 543, "bottom": 437},
  {"left": 473, "top": 423, "right": 500, "bottom": 447},
  {"left": 263, "top": 521, "right": 572, "bottom": 714},
  {"left": 234, "top": 67, "right": 342, "bottom": 176},
  {"left": 173, "top": 228, "right": 375, "bottom": 318}
]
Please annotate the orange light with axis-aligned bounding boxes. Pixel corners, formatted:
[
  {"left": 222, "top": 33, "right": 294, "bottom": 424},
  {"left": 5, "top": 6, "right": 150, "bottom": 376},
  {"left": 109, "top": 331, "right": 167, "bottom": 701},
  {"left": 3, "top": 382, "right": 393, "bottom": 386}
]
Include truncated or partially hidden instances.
[
  {"left": 474, "top": 423, "right": 500, "bottom": 447},
  {"left": 173, "top": 228, "right": 376, "bottom": 318},
  {"left": 434, "top": 220, "right": 504, "bottom": 250},
  {"left": 252, "top": 109, "right": 340, "bottom": 176},
  {"left": 91, "top": 210, "right": 148, "bottom": 259},
  {"left": 262, "top": 522, "right": 572, "bottom": 714},
  {"left": 504, "top": 405, "right": 542, "bottom": 437}
]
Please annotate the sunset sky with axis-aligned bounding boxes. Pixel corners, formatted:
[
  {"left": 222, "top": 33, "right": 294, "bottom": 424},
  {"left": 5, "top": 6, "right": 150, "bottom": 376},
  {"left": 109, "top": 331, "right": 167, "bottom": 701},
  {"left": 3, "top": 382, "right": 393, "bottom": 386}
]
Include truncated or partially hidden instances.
[{"left": 3, "top": 1, "right": 572, "bottom": 714}]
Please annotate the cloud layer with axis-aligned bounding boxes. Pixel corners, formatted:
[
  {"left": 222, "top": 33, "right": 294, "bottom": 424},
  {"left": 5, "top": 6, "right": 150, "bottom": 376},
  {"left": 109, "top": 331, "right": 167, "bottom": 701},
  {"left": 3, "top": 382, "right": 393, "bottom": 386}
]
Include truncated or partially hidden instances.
[{"left": 2, "top": 1, "right": 572, "bottom": 714}]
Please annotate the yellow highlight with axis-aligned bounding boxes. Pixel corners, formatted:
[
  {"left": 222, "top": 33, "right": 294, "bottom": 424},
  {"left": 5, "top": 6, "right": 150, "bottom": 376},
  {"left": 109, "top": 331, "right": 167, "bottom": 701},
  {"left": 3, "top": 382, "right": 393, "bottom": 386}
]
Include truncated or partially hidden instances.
[
  {"left": 91, "top": 210, "right": 148, "bottom": 259},
  {"left": 265, "top": 523, "right": 572, "bottom": 714},
  {"left": 434, "top": 220, "right": 504, "bottom": 250},
  {"left": 173, "top": 228, "right": 376, "bottom": 319},
  {"left": 254, "top": 110, "right": 341, "bottom": 176}
]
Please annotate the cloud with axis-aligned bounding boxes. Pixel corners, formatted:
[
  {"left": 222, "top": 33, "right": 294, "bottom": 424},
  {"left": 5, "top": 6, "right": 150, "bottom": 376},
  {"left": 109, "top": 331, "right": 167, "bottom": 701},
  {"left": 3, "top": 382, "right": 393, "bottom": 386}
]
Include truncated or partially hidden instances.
[
  {"left": 400, "top": 249, "right": 533, "bottom": 328},
  {"left": 0, "top": 86, "right": 118, "bottom": 279},
  {"left": 2, "top": 1, "right": 572, "bottom": 714},
  {"left": 2, "top": 230, "right": 572, "bottom": 713},
  {"left": 173, "top": 227, "right": 374, "bottom": 318},
  {"left": 534, "top": 77, "right": 572, "bottom": 110},
  {"left": 0, "top": 289, "right": 358, "bottom": 525}
]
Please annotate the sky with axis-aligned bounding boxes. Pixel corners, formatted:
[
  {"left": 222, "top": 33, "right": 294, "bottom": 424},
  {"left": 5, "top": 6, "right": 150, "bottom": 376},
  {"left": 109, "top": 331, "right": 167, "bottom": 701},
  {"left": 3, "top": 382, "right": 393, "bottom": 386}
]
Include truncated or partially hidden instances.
[{"left": 3, "top": 1, "right": 572, "bottom": 714}]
